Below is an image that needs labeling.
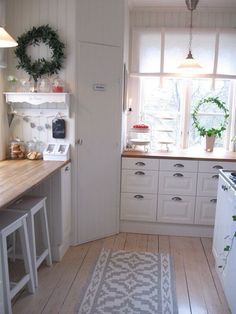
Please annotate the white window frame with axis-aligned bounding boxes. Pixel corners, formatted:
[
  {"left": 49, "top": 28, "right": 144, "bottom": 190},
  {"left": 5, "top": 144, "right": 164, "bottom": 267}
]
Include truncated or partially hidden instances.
[{"left": 129, "top": 27, "right": 236, "bottom": 151}]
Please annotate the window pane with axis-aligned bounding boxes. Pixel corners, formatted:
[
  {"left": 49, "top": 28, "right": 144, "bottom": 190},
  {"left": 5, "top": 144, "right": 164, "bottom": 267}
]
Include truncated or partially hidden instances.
[
  {"left": 140, "top": 77, "right": 182, "bottom": 150},
  {"left": 131, "top": 29, "right": 161, "bottom": 73},
  {"left": 189, "top": 79, "right": 230, "bottom": 147},
  {"left": 218, "top": 32, "right": 236, "bottom": 75}
]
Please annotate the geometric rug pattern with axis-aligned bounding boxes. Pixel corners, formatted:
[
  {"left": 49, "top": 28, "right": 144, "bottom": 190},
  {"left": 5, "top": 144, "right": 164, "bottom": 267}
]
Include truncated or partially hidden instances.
[{"left": 77, "top": 249, "right": 178, "bottom": 314}]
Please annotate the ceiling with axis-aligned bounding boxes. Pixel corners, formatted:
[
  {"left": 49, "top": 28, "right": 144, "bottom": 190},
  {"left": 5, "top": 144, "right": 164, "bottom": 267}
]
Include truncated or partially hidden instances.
[{"left": 128, "top": 0, "right": 236, "bottom": 8}]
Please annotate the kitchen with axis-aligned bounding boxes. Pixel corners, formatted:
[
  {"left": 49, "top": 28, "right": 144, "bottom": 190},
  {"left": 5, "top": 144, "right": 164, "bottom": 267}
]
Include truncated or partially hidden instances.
[{"left": 0, "top": 0, "right": 236, "bottom": 313}]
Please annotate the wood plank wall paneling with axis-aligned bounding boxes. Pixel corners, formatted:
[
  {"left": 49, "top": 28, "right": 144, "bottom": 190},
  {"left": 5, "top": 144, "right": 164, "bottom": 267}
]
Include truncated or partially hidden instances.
[
  {"left": 130, "top": 8, "right": 236, "bottom": 28},
  {"left": 5, "top": 0, "right": 76, "bottom": 147}
]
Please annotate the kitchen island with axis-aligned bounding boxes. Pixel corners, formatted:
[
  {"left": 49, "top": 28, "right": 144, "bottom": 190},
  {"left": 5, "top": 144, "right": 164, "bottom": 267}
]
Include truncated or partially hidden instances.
[
  {"left": 0, "top": 159, "right": 71, "bottom": 314},
  {"left": 0, "top": 159, "right": 69, "bottom": 209}
]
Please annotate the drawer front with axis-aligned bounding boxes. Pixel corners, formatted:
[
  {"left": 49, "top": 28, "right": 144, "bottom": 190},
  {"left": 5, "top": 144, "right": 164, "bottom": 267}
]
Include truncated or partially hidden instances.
[
  {"left": 157, "top": 194, "right": 195, "bottom": 224},
  {"left": 160, "top": 159, "right": 198, "bottom": 172},
  {"left": 120, "top": 192, "right": 157, "bottom": 222},
  {"left": 198, "top": 161, "right": 236, "bottom": 173},
  {"left": 197, "top": 173, "right": 219, "bottom": 196},
  {"left": 122, "top": 157, "right": 159, "bottom": 170},
  {"left": 121, "top": 169, "right": 158, "bottom": 194},
  {"left": 195, "top": 196, "right": 217, "bottom": 225},
  {"left": 159, "top": 171, "right": 197, "bottom": 195}
]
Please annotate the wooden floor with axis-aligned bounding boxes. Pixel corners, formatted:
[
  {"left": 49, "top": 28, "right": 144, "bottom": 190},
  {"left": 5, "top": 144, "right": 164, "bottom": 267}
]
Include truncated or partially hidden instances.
[{"left": 12, "top": 233, "right": 230, "bottom": 314}]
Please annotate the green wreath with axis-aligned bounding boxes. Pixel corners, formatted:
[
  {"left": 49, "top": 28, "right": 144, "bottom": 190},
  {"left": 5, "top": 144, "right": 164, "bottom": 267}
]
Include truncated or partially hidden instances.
[
  {"left": 15, "top": 24, "right": 65, "bottom": 82},
  {"left": 192, "top": 96, "right": 229, "bottom": 137}
]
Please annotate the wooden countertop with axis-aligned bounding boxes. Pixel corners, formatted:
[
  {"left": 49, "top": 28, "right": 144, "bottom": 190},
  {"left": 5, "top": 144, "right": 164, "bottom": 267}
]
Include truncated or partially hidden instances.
[
  {"left": 122, "top": 147, "right": 236, "bottom": 161},
  {"left": 0, "top": 159, "right": 70, "bottom": 209}
]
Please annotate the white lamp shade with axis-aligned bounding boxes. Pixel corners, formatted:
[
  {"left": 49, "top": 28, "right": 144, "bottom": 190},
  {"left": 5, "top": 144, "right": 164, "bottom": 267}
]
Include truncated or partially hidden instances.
[
  {"left": 177, "top": 51, "right": 202, "bottom": 73},
  {"left": 0, "top": 27, "right": 18, "bottom": 48}
]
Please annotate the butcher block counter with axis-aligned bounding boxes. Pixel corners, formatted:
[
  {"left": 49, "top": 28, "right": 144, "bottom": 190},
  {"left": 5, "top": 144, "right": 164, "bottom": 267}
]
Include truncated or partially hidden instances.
[
  {"left": 0, "top": 159, "right": 70, "bottom": 209},
  {"left": 122, "top": 147, "right": 236, "bottom": 161}
]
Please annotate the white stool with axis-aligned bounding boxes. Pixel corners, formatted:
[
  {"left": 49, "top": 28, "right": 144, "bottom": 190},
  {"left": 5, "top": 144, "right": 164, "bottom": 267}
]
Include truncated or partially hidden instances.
[
  {"left": 0, "top": 210, "right": 35, "bottom": 314},
  {"left": 8, "top": 196, "right": 52, "bottom": 288}
]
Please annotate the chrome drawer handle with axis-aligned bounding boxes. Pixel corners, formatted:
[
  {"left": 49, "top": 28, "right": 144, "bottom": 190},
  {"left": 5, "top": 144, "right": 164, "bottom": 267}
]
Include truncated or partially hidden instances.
[
  {"left": 210, "top": 199, "right": 217, "bottom": 203},
  {"left": 135, "top": 171, "right": 145, "bottom": 175},
  {"left": 174, "top": 163, "right": 184, "bottom": 168},
  {"left": 173, "top": 173, "right": 184, "bottom": 177},
  {"left": 172, "top": 197, "right": 182, "bottom": 201},
  {"left": 213, "top": 165, "right": 223, "bottom": 170},
  {"left": 212, "top": 174, "right": 219, "bottom": 179},
  {"left": 135, "top": 162, "right": 145, "bottom": 166},
  {"left": 134, "top": 195, "right": 144, "bottom": 199},
  {"left": 65, "top": 166, "right": 70, "bottom": 172}
]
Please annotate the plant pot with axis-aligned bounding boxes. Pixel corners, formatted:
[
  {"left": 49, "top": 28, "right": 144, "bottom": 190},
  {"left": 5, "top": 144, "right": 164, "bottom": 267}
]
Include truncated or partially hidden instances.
[{"left": 204, "top": 135, "right": 216, "bottom": 152}]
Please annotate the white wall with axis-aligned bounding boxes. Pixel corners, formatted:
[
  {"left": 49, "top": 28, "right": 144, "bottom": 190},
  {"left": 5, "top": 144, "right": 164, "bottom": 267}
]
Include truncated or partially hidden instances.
[{"left": 5, "top": 0, "right": 76, "bottom": 149}]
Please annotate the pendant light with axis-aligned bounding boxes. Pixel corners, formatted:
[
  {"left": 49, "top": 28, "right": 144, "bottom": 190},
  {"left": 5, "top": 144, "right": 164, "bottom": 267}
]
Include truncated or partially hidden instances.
[
  {"left": 0, "top": 26, "right": 18, "bottom": 48},
  {"left": 178, "top": 0, "right": 201, "bottom": 70}
]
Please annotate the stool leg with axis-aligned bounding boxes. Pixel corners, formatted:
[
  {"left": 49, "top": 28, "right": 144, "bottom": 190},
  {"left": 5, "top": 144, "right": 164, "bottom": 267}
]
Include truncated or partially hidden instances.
[
  {"left": 12, "top": 232, "right": 16, "bottom": 262},
  {"left": 28, "top": 212, "right": 38, "bottom": 288},
  {"left": 1, "top": 233, "right": 12, "bottom": 314},
  {"left": 19, "top": 220, "right": 35, "bottom": 294},
  {"left": 40, "top": 202, "right": 52, "bottom": 266}
]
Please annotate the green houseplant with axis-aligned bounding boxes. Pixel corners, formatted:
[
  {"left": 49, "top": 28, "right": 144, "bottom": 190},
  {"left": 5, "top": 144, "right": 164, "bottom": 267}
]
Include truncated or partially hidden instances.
[{"left": 192, "top": 96, "right": 229, "bottom": 152}]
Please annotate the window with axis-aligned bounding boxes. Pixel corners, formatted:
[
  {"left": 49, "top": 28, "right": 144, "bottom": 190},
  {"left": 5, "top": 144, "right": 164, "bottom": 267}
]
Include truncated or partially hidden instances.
[{"left": 128, "top": 28, "right": 236, "bottom": 151}]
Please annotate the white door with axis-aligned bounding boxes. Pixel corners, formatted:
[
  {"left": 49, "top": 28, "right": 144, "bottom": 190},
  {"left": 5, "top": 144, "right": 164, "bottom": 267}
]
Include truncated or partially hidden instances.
[{"left": 76, "top": 42, "right": 122, "bottom": 244}]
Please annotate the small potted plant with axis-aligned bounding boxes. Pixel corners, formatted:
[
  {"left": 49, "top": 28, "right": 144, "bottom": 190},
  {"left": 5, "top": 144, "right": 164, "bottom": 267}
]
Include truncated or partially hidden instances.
[{"left": 192, "top": 96, "right": 229, "bottom": 152}]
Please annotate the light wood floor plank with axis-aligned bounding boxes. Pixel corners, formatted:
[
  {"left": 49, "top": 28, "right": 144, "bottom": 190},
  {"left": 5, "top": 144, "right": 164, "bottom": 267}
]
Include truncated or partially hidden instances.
[
  {"left": 169, "top": 236, "right": 191, "bottom": 314},
  {"left": 158, "top": 235, "right": 170, "bottom": 253},
  {"left": 136, "top": 234, "right": 148, "bottom": 251},
  {"left": 124, "top": 233, "right": 138, "bottom": 251},
  {"left": 113, "top": 232, "right": 126, "bottom": 250},
  {"left": 147, "top": 234, "right": 159, "bottom": 252}
]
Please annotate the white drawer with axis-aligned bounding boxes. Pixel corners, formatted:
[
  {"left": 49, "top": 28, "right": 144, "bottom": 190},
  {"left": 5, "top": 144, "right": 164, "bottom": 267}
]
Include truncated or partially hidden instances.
[
  {"left": 198, "top": 160, "right": 236, "bottom": 173},
  {"left": 160, "top": 159, "right": 198, "bottom": 172},
  {"left": 195, "top": 196, "right": 217, "bottom": 225},
  {"left": 122, "top": 157, "right": 159, "bottom": 170},
  {"left": 157, "top": 194, "right": 195, "bottom": 224},
  {"left": 120, "top": 192, "right": 157, "bottom": 222},
  {"left": 159, "top": 171, "right": 197, "bottom": 195},
  {"left": 121, "top": 169, "right": 158, "bottom": 194},
  {"left": 197, "top": 173, "right": 219, "bottom": 196}
]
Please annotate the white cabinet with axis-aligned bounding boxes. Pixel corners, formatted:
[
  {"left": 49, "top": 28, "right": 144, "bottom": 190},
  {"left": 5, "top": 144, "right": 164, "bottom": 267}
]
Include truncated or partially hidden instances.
[
  {"left": 160, "top": 159, "right": 198, "bottom": 172},
  {"left": 198, "top": 160, "right": 236, "bottom": 173},
  {"left": 197, "top": 173, "right": 219, "bottom": 196},
  {"left": 157, "top": 195, "right": 195, "bottom": 224},
  {"left": 158, "top": 171, "right": 197, "bottom": 196},
  {"left": 122, "top": 157, "right": 159, "bottom": 170},
  {"left": 213, "top": 174, "right": 236, "bottom": 314},
  {"left": 121, "top": 193, "right": 157, "bottom": 222},
  {"left": 195, "top": 197, "right": 217, "bottom": 225},
  {"left": 121, "top": 169, "right": 158, "bottom": 194},
  {"left": 121, "top": 158, "right": 158, "bottom": 222}
]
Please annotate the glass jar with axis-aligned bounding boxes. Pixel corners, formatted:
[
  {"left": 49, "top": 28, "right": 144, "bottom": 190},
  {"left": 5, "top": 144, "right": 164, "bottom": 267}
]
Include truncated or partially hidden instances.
[
  {"left": 38, "top": 77, "right": 51, "bottom": 92},
  {"left": 9, "top": 139, "right": 26, "bottom": 159},
  {"left": 52, "top": 76, "right": 65, "bottom": 93}
]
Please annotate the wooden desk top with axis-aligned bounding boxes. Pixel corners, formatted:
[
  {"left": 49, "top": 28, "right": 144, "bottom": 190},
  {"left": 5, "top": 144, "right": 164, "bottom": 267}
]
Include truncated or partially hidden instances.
[
  {"left": 122, "top": 148, "right": 236, "bottom": 161},
  {"left": 0, "top": 159, "right": 69, "bottom": 209}
]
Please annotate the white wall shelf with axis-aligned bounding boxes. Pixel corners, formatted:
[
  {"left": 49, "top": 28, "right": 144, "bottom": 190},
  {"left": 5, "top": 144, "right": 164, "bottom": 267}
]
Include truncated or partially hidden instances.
[{"left": 4, "top": 92, "right": 69, "bottom": 106}]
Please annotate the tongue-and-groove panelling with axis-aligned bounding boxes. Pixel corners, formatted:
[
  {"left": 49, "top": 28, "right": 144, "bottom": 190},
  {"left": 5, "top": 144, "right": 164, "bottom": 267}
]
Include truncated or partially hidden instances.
[
  {"left": 5, "top": 0, "right": 76, "bottom": 146},
  {"left": 130, "top": 7, "right": 236, "bottom": 28}
]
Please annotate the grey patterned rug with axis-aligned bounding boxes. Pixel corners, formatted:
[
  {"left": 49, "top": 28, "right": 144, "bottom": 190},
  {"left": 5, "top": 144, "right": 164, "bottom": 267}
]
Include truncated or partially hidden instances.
[{"left": 77, "top": 249, "right": 178, "bottom": 314}]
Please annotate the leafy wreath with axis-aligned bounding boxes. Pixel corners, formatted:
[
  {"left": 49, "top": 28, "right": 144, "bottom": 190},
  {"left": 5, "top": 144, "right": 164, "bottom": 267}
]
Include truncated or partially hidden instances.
[
  {"left": 192, "top": 96, "right": 229, "bottom": 137},
  {"left": 15, "top": 24, "right": 65, "bottom": 82}
]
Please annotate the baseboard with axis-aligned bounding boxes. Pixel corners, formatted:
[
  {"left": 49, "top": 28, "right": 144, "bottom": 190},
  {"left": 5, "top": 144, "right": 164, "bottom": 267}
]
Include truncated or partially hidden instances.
[{"left": 120, "top": 220, "right": 214, "bottom": 237}]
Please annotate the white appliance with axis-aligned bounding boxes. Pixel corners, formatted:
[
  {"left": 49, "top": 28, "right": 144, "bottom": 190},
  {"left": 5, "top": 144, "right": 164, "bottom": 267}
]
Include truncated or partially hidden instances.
[{"left": 213, "top": 170, "right": 236, "bottom": 314}]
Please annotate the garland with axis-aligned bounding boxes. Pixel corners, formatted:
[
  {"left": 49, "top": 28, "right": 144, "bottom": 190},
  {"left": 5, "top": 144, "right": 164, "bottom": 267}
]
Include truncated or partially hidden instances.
[
  {"left": 192, "top": 96, "right": 229, "bottom": 137},
  {"left": 15, "top": 24, "right": 65, "bottom": 82}
]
